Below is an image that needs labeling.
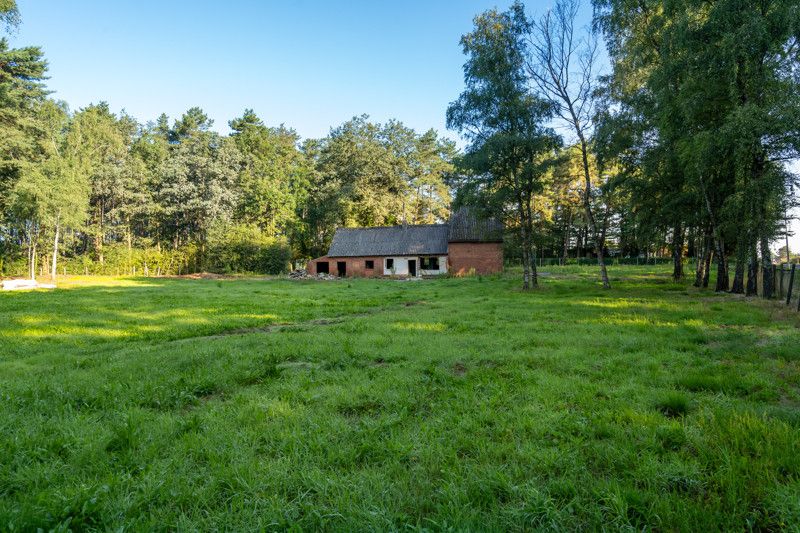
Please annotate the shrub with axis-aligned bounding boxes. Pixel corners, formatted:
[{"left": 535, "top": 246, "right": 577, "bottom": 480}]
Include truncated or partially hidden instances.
[{"left": 204, "top": 224, "right": 290, "bottom": 275}]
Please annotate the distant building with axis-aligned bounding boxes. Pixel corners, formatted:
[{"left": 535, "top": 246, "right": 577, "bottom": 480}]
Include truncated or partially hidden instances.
[{"left": 306, "top": 208, "right": 503, "bottom": 277}]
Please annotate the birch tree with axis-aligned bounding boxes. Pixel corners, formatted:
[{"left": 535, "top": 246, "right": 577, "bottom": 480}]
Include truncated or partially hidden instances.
[
  {"left": 526, "top": 0, "right": 611, "bottom": 288},
  {"left": 447, "top": 2, "right": 561, "bottom": 290}
]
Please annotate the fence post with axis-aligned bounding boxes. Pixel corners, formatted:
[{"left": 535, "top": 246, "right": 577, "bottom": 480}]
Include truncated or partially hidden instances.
[
  {"left": 771, "top": 264, "right": 777, "bottom": 299},
  {"left": 787, "top": 263, "right": 796, "bottom": 306}
]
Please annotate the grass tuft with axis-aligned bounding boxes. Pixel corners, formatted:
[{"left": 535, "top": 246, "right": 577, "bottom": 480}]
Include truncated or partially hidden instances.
[{"left": 655, "top": 392, "right": 692, "bottom": 418}]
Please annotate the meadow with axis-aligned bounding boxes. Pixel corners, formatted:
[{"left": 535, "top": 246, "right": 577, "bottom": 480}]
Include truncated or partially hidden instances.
[{"left": 1, "top": 265, "right": 799, "bottom": 530}]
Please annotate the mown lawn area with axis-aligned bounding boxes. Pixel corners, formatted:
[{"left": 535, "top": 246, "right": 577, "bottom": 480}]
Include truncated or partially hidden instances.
[{"left": 1, "top": 266, "right": 799, "bottom": 530}]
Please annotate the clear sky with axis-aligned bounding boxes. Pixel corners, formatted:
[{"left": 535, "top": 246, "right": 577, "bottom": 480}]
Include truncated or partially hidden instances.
[
  {"left": 9, "top": 0, "right": 799, "bottom": 253},
  {"left": 13, "top": 0, "right": 535, "bottom": 139}
]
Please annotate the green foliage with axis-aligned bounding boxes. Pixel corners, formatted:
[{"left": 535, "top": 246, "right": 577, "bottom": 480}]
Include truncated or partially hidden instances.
[
  {"left": 448, "top": 2, "right": 561, "bottom": 289},
  {"left": 594, "top": 0, "right": 800, "bottom": 289},
  {"left": 291, "top": 115, "right": 454, "bottom": 258},
  {"left": 229, "top": 109, "right": 309, "bottom": 237},
  {"left": 0, "top": 37, "right": 49, "bottom": 213},
  {"left": 0, "top": 0, "right": 19, "bottom": 30},
  {"left": 204, "top": 224, "right": 291, "bottom": 274}
]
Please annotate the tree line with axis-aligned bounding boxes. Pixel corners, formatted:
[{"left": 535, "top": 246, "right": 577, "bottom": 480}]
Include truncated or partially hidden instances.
[
  {"left": 449, "top": 0, "right": 799, "bottom": 290},
  {"left": 2, "top": 0, "right": 798, "bottom": 290},
  {"left": 0, "top": 3, "right": 454, "bottom": 278}
]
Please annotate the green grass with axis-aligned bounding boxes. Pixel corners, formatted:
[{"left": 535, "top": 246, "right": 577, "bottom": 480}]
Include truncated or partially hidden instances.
[{"left": 1, "top": 266, "right": 800, "bottom": 530}]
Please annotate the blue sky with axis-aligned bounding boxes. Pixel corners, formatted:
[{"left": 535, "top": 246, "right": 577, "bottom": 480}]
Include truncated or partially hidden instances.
[
  {"left": 13, "top": 0, "right": 554, "bottom": 139},
  {"left": 10, "top": 1, "right": 799, "bottom": 251}
]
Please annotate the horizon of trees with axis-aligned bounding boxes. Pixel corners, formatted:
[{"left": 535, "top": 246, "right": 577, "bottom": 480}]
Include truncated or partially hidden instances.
[
  {"left": 1, "top": 0, "right": 798, "bottom": 290},
  {"left": 449, "top": 0, "right": 799, "bottom": 290},
  {"left": 0, "top": 2, "right": 457, "bottom": 279}
]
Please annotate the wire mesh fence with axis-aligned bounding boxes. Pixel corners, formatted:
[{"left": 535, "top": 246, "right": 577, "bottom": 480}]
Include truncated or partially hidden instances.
[
  {"left": 774, "top": 263, "right": 800, "bottom": 312},
  {"left": 510, "top": 257, "right": 800, "bottom": 312},
  {"left": 509, "top": 257, "right": 676, "bottom": 267}
]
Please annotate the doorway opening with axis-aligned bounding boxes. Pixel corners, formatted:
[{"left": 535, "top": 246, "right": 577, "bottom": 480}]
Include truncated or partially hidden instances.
[
  {"left": 337, "top": 261, "right": 347, "bottom": 277},
  {"left": 408, "top": 259, "right": 417, "bottom": 277}
]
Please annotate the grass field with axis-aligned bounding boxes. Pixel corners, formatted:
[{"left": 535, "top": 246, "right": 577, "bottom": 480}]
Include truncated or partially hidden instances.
[{"left": 1, "top": 266, "right": 800, "bottom": 530}]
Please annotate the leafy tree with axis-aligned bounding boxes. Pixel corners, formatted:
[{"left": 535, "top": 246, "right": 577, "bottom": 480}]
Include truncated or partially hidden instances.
[
  {"left": 228, "top": 109, "right": 311, "bottom": 237},
  {"left": 298, "top": 116, "right": 453, "bottom": 258},
  {"left": 448, "top": 2, "right": 561, "bottom": 290},
  {"left": 153, "top": 108, "right": 241, "bottom": 252},
  {"left": 65, "top": 103, "right": 134, "bottom": 262},
  {"left": 8, "top": 101, "right": 89, "bottom": 280},
  {"left": 0, "top": 39, "right": 49, "bottom": 214},
  {"left": 0, "top": 0, "right": 19, "bottom": 31},
  {"left": 594, "top": 0, "right": 800, "bottom": 295},
  {"left": 406, "top": 129, "right": 455, "bottom": 224}
]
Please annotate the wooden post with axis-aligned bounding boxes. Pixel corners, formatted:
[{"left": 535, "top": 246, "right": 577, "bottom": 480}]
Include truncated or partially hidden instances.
[
  {"left": 787, "top": 264, "right": 796, "bottom": 306},
  {"left": 771, "top": 264, "right": 777, "bottom": 299}
]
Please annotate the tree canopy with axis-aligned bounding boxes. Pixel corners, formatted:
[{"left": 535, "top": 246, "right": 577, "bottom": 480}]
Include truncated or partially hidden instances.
[{"left": 1, "top": 0, "right": 798, "bottom": 287}]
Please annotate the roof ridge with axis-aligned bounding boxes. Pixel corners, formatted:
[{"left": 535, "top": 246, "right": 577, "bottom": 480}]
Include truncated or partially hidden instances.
[{"left": 336, "top": 223, "right": 448, "bottom": 231}]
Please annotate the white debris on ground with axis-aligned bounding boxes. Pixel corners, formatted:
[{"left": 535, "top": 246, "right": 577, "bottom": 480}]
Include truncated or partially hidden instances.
[
  {"left": 1, "top": 279, "right": 56, "bottom": 291},
  {"left": 288, "top": 269, "right": 339, "bottom": 281}
]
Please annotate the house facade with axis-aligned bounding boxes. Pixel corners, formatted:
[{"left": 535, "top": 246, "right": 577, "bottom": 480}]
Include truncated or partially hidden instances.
[{"left": 306, "top": 209, "right": 503, "bottom": 277}]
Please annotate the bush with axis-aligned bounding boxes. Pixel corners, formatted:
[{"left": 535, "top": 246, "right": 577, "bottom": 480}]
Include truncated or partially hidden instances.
[
  {"left": 58, "top": 244, "right": 197, "bottom": 276},
  {"left": 204, "top": 224, "right": 291, "bottom": 275},
  {"left": 1, "top": 225, "right": 291, "bottom": 277}
]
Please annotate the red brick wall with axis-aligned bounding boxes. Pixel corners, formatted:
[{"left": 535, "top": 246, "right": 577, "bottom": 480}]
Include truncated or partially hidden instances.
[
  {"left": 306, "top": 256, "right": 384, "bottom": 277},
  {"left": 306, "top": 256, "right": 330, "bottom": 275},
  {"left": 447, "top": 242, "right": 503, "bottom": 275},
  {"left": 306, "top": 245, "right": 503, "bottom": 277}
]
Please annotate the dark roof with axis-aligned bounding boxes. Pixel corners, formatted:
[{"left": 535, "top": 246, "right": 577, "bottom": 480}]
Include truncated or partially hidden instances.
[
  {"left": 327, "top": 224, "right": 449, "bottom": 257},
  {"left": 447, "top": 207, "right": 504, "bottom": 242}
]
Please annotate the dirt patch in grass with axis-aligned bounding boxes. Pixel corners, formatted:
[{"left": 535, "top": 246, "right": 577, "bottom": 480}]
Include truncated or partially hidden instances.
[
  {"left": 167, "top": 272, "right": 230, "bottom": 280},
  {"left": 172, "top": 300, "right": 429, "bottom": 343}
]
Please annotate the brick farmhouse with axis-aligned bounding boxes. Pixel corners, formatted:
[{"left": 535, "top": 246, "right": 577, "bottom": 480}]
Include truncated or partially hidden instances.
[{"left": 307, "top": 208, "right": 503, "bottom": 277}]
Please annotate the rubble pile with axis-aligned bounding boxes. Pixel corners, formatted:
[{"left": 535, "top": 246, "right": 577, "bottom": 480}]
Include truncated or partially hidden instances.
[
  {"left": 1, "top": 279, "right": 56, "bottom": 291},
  {"left": 288, "top": 269, "right": 338, "bottom": 281}
]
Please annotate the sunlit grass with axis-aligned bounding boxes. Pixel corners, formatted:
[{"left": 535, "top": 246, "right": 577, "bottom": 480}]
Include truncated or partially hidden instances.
[{"left": 0, "top": 265, "right": 799, "bottom": 529}]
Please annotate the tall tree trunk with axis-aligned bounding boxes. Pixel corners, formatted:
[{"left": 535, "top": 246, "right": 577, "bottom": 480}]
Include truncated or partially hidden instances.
[
  {"left": 694, "top": 227, "right": 711, "bottom": 287},
  {"left": 520, "top": 227, "right": 530, "bottom": 291},
  {"left": 28, "top": 238, "right": 34, "bottom": 280},
  {"left": 51, "top": 217, "right": 60, "bottom": 282},
  {"left": 525, "top": 194, "right": 538, "bottom": 288},
  {"left": 578, "top": 136, "right": 610, "bottom": 288},
  {"left": 672, "top": 222, "right": 684, "bottom": 281},
  {"left": 29, "top": 239, "right": 37, "bottom": 280},
  {"left": 786, "top": 212, "right": 791, "bottom": 263},
  {"left": 562, "top": 209, "right": 571, "bottom": 264},
  {"left": 703, "top": 245, "right": 713, "bottom": 288},
  {"left": 698, "top": 176, "right": 728, "bottom": 292},
  {"left": 517, "top": 195, "right": 534, "bottom": 291},
  {"left": 746, "top": 240, "right": 758, "bottom": 296},
  {"left": 731, "top": 236, "right": 747, "bottom": 294},
  {"left": 715, "top": 239, "right": 729, "bottom": 292},
  {"left": 760, "top": 235, "right": 773, "bottom": 299}
]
